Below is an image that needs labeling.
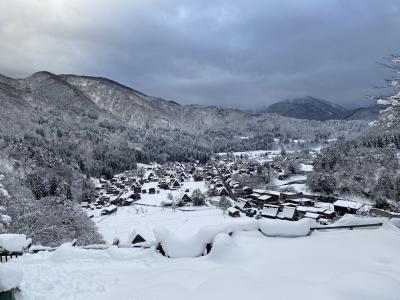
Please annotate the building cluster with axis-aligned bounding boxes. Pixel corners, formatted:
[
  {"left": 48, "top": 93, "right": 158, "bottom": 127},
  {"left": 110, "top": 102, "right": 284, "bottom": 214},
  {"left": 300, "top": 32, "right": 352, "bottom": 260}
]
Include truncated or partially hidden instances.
[
  {"left": 82, "top": 162, "right": 205, "bottom": 215},
  {"left": 203, "top": 160, "right": 368, "bottom": 224}
]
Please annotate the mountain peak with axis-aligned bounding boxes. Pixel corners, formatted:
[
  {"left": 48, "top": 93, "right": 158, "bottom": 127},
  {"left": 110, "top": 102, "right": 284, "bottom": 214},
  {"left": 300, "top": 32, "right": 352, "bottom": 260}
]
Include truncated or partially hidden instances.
[{"left": 261, "top": 96, "right": 348, "bottom": 121}]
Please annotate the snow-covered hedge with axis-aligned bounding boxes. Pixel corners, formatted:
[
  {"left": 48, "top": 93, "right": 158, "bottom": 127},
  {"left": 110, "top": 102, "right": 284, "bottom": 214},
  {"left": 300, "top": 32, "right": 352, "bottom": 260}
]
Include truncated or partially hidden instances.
[{"left": 154, "top": 219, "right": 312, "bottom": 258}]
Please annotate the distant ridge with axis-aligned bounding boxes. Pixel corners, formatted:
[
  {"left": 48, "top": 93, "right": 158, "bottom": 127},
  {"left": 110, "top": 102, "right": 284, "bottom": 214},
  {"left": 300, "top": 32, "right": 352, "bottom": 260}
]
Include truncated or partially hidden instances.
[{"left": 260, "top": 96, "right": 381, "bottom": 121}]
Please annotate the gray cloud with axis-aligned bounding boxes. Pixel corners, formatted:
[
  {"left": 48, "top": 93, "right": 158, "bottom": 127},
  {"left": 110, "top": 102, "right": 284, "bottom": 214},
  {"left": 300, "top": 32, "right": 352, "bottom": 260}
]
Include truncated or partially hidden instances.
[{"left": 1, "top": 0, "right": 400, "bottom": 108}]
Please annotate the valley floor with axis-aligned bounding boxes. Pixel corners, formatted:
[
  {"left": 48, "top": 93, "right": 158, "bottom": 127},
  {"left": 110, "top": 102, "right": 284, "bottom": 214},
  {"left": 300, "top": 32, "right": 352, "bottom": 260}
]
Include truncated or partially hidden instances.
[{"left": 8, "top": 223, "right": 400, "bottom": 300}]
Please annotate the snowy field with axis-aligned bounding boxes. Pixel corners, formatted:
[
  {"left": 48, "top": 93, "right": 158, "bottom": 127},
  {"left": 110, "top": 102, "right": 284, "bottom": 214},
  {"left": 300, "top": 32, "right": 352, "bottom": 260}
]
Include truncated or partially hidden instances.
[
  {"left": 217, "top": 149, "right": 287, "bottom": 162},
  {"left": 96, "top": 205, "right": 230, "bottom": 244},
  {"left": 6, "top": 222, "right": 400, "bottom": 300}
]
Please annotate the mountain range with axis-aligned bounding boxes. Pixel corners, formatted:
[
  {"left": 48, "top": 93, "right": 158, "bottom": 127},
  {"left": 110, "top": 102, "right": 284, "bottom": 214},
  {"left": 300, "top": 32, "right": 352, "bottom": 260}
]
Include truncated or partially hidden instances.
[
  {"left": 260, "top": 96, "right": 381, "bottom": 121},
  {"left": 0, "top": 71, "right": 370, "bottom": 171}
]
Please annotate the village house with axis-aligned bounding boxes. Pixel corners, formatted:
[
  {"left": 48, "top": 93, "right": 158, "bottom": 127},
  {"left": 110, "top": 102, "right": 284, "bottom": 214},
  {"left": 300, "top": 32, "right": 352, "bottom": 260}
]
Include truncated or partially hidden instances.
[
  {"left": 280, "top": 191, "right": 303, "bottom": 201},
  {"left": 235, "top": 200, "right": 253, "bottom": 212},
  {"left": 227, "top": 207, "right": 241, "bottom": 217},
  {"left": 217, "top": 187, "right": 229, "bottom": 196},
  {"left": 333, "top": 200, "right": 364, "bottom": 215},
  {"left": 101, "top": 205, "right": 118, "bottom": 215},
  {"left": 253, "top": 189, "right": 280, "bottom": 202},
  {"left": 277, "top": 206, "right": 297, "bottom": 221},
  {"left": 181, "top": 194, "right": 192, "bottom": 203},
  {"left": 286, "top": 198, "right": 314, "bottom": 206},
  {"left": 170, "top": 180, "right": 181, "bottom": 189},
  {"left": 303, "top": 212, "right": 321, "bottom": 221},
  {"left": 261, "top": 204, "right": 279, "bottom": 219}
]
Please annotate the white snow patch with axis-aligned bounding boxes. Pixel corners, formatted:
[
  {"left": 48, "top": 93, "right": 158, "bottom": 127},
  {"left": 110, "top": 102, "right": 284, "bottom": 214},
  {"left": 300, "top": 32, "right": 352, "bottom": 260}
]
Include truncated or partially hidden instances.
[
  {"left": 7, "top": 224, "right": 400, "bottom": 300},
  {"left": 0, "top": 265, "right": 22, "bottom": 291}
]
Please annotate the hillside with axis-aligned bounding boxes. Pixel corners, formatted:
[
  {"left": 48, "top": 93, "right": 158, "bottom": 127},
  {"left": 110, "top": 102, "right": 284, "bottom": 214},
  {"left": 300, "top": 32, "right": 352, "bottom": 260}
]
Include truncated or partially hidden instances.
[
  {"left": 343, "top": 105, "right": 384, "bottom": 121},
  {"left": 262, "top": 96, "right": 381, "bottom": 121},
  {"left": 261, "top": 96, "right": 348, "bottom": 120}
]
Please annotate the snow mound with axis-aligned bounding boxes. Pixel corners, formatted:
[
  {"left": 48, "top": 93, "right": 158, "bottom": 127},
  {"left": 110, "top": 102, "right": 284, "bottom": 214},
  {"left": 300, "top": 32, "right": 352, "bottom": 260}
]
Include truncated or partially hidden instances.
[
  {"left": 382, "top": 219, "right": 400, "bottom": 234},
  {"left": 208, "top": 233, "right": 242, "bottom": 262},
  {"left": 258, "top": 218, "right": 312, "bottom": 237},
  {"left": 155, "top": 219, "right": 315, "bottom": 258},
  {"left": 196, "top": 220, "right": 257, "bottom": 242},
  {"left": 0, "top": 265, "right": 22, "bottom": 291},
  {"left": 334, "top": 214, "right": 386, "bottom": 226},
  {"left": 154, "top": 220, "right": 257, "bottom": 258},
  {"left": 390, "top": 217, "right": 400, "bottom": 228},
  {"left": 0, "top": 234, "right": 30, "bottom": 252},
  {"left": 154, "top": 227, "right": 207, "bottom": 258},
  {"left": 50, "top": 242, "right": 109, "bottom": 262},
  {"left": 106, "top": 246, "right": 142, "bottom": 260}
]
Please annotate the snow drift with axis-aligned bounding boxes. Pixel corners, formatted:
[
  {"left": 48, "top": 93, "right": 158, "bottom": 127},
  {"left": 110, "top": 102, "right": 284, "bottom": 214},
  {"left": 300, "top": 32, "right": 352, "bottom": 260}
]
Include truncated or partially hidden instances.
[
  {"left": 154, "top": 219, "right": 313, "bottom": 258},
  {"left": 0, "top": 265, "right": 22, "bottom": 291},
  {"left": 332, "top": 214, "right": 400, "bottom": 229},
  {"left": 258, "top": 218, "right": 312, "bottom": 237},
  {"left": 154, "top": 220, "right": 257, "bottom": 258},
  {"left": 333, "top": 214, "right": 386, "bottom": 226},
  {"left": 50, "top": 242, "right": 109, "bottom": 262}
]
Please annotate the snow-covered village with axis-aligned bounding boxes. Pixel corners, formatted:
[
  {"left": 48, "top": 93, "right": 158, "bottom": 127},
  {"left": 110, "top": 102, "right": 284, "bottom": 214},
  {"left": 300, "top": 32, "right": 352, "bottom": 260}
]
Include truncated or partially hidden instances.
[{"left": 1, "top": 1, "right": 400, "bottom": 300}]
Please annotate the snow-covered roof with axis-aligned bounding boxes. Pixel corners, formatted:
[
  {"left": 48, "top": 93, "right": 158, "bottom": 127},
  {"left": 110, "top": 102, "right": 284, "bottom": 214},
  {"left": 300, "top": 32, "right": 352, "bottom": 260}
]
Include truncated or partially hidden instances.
[
  {"left": 252, "top": 189, "right": 268, "bottom": 194},
  {"left": 217, "top": 187, "right": 228, "bottom": 193},
  {"left": 297, "top": 206, "right": 326, "bottom": 214},
  {"left": 278, "top": 207, "right": 296, "bottom": 219},
  {"left": 104, "top": 205, "right": 117, "bottom": 212},
  {"left": 333, "top": 200, "right": 364, "bottom": 210},
  {"left": 266, "top": 190, "right": 281, "bottom": 196},
  {"left": 0, "top": 234, "right": 30, "bottom": 253},
  {"left": 304, "top": 212, "right": 321, "bottom": 219},
  {"left": 227, "top": 207, "right": 239, "bottom": 214},
  {"left": 129, "top": 225, "right": 155, "bottom": 243},
  {"left": 261, "top": 206, "right": 279, "bottom": 217},
  {"left": 258, "top": 195, "right": 272, "bottom": 201}
]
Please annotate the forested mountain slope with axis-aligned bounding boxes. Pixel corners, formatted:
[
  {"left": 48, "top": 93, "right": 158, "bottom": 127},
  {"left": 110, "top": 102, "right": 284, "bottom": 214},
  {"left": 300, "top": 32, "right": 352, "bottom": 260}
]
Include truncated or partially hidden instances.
[
  {"left": 261, "top": 96, "right": 382, "bottom": 121},
  {"left": 307, "top": 55, "right": 400, "bottom": 208}
]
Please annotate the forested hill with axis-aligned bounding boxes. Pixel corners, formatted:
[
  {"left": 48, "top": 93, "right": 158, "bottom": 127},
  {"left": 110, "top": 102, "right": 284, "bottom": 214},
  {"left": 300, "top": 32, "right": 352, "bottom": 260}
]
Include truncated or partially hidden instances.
[
  {"left": 260, "top": 96, "right": 382, "bottom": 121},
  {"left": 307, "top": 56, "right": 400, "bottom": 208},
  {"left": 0, "top": 71, "right": 368, "bottom": 172}
]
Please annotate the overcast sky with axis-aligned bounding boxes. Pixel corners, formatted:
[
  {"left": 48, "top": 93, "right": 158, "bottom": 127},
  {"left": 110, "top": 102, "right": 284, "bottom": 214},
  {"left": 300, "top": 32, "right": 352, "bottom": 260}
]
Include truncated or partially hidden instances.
[{"left": 1, "top": 0, "right": 399, "bottom": 108}]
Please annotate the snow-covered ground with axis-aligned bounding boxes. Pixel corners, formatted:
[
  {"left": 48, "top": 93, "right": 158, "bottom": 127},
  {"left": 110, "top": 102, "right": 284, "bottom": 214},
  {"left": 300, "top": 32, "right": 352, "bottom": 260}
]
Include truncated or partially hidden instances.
[
  {"left": 217, "top": 149, "right": 303, "bottom": 163},
  {"left": 6, "top": 222, "right": 400, "bottom": 300},
  {"left": 96, "top": 205, "right": 229, "bottom": 244},
  {"left": 91, "top": 180, "right": 222, "bottom": 244}
]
